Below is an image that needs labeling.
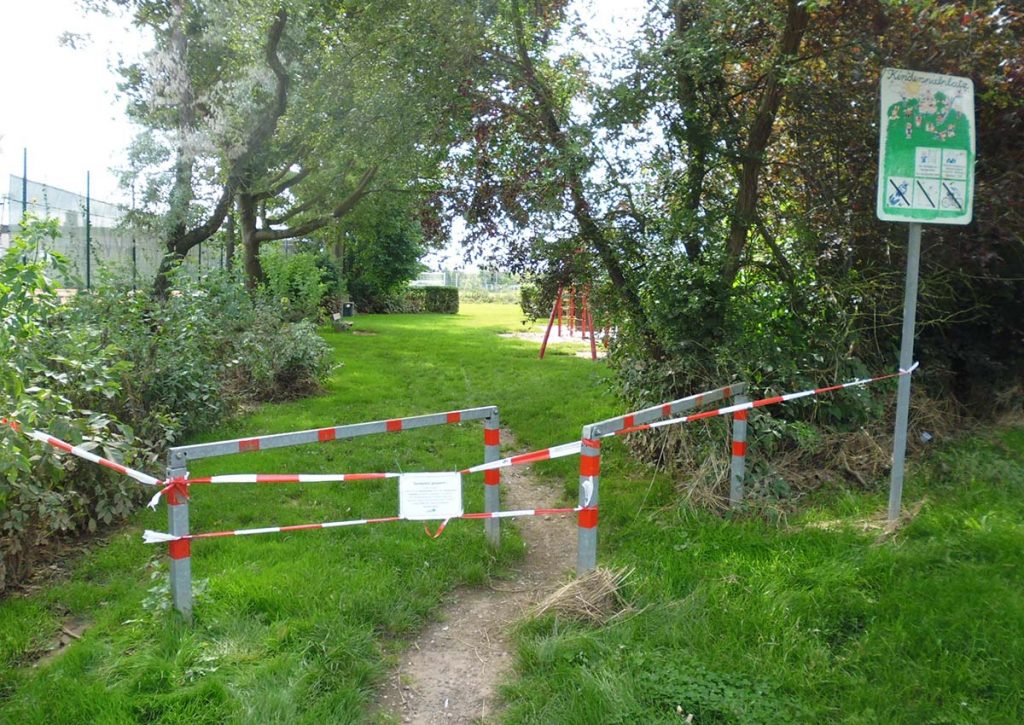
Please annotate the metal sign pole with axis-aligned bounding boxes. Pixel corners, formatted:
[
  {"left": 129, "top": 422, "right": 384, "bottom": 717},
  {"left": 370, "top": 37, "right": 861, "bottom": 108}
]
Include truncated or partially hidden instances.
[
  {"left": 888, "top": 222, "right": 921, "bottom": 521},
  {"left": 877, "top": 68, "right": 975, "bottom": 522}
]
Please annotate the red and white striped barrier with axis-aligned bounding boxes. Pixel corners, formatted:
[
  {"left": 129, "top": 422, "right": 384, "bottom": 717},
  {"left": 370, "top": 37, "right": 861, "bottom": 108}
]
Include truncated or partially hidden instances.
[
  {"left": 453, "top": 366, "right": 917, "bottom": 484},
  {"left": 2, "top": 418, "right": 162, "bottom": 487},
  {"left": 166, "top": 473, "right": 398, "bottom": 485},
  {"left": 143, "top": 505, "right": 585, "bottom": 544},
  {"left": 165, "top": 407, "right": 499, "bottom": 465},
  {"left": 146, "top": 471, "right": 400, "bottom": 510},
  {"left": 608, "top": 364, "right": 918, "bottom": 438},
  {"left": 460, "top": 441, "right": 582, "bottom": 474}
]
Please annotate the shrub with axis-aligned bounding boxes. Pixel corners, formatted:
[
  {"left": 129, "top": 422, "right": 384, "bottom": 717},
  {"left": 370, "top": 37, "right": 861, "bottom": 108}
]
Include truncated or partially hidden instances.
[
  {"left": 519, "top": 283, "right": 548, "bottom": 321},
  {"left": 408, "top": 286, "right": 459, "bottom": 314},
  {"left": 0, "top": 218, "right": 143, "bottom": 591},
  {"left": 235, "top": 303, "right": 334, "bottom": 400},
  {"left": 260, "top": 249, "right": 328, "bottom": 322},
  {"left": 0, "top": 227, "right": 337, "bottom": 591},
  {"left": 58, "top": 267, "right": 255, "bottom": 441}
]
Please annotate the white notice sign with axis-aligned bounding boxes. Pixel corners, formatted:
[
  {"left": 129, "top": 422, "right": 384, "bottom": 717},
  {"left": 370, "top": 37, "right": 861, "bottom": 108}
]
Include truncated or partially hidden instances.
[{"left": 399, "top": 473, "right": 463, "bottom": 520}]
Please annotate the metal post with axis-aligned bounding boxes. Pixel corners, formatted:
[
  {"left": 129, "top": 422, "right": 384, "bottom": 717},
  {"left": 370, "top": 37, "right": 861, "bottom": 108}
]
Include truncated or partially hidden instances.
[
  {"left": 888, "top": 222, "right": 922, "bottom": 521},
  {"left": 85, "top": 171, "right": 91, "bottom": 290},
  {"left": 166, "top": 457, "right": 193, "bottom": 621},
  {"left": 730, "top": 396, "right": 749, "bottom": 507},
  {"left": 483, "top": 411, "right": 501, "bottom": 547},
  {"left": 556, "top": 288, "right": 563, "bottom": 337},
  {"left": 21, "top": 148, "right": 27, "bottom": 222},
  {"left": 576, "top": 428, "right": 600, "bottom": 573},
  {"left": 131, "top": 182, "right": 137, "bottom": 291}
]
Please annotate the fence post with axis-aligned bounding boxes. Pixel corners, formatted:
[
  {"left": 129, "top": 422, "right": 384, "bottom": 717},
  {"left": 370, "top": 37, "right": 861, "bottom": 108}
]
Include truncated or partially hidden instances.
[
  {"left": 483, "top": 409, "right": 501, "bottom": 547},
  {"left": 577, "top": 427, "right": 600, "bottom": 573},
  {"left": 166, "top": 455, "right": 193, "bottom": 622},
  {"left": 85, "top": 171, "right": 91, "bottom": 290},
  {"left": 730, "top": 394, "right": 749, "bottom": 507}
]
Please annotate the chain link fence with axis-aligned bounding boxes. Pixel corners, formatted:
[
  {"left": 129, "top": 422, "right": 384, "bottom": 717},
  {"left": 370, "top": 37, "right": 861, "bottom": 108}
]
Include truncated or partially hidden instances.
[{"left": 2, "top": 175, "right": 222, "bottom": 288}]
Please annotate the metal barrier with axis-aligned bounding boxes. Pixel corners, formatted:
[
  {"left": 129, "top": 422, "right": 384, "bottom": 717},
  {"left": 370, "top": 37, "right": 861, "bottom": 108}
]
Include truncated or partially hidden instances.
[
  {"left": 576, "top": 383, "right": 749, "bottom": 573},
  {"left": 164, "top": 406, "right": 501, "bottom": 621}
]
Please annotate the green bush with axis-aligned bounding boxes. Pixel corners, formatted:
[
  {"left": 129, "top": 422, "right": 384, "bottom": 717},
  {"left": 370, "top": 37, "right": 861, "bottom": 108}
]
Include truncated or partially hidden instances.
[
  {"left": 260, "top": 249, "right": 328, "bottom": 322},
  {"left": 519, "top": 283, "right": 548, "bottom": 321},
  {"left": 235, "top": 303, "right": 334, "bottom": 400},
  {"left": 0, "top": 225, "right": 337, "bottom": 591},
  {"left": 60, "top": 267, "right": 255, "bottom": 440},
  {"left": 408, "top": 286, "right": 459, "bottom": 314},
  {"left": 0, "top": 218, "right": 144, "bottom": 591}
]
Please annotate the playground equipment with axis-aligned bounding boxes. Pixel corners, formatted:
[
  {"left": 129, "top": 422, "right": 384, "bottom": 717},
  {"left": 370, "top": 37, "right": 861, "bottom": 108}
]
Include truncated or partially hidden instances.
[{"left": 539, "top": 284, "right": 600, "bottom": 360}]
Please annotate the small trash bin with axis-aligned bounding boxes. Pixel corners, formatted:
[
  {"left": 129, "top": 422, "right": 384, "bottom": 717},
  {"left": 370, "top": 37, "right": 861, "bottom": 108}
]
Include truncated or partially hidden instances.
[{"left": 342, "top": 302, "right": 355, "bottom": 318}]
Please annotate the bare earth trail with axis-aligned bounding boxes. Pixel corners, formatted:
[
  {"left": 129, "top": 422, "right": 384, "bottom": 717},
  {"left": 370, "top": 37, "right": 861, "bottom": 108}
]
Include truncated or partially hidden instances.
[{"left": 376, "top": 431, "right": 576, "bottom": 724}]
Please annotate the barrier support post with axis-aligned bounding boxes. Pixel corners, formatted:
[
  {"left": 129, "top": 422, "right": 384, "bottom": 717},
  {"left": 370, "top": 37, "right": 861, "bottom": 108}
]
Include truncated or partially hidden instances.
[
  {"left": 483, "top": 410, "right": 501, "bottom": 547},
  {"left": 577, "top": 427, "right": 600, "bottom": 573},
  {"left": 166, "top": 464, "right": 192, "bottom": 622},
  {"left": 730, "top": 396, "right": 749, "bottom": 507}
]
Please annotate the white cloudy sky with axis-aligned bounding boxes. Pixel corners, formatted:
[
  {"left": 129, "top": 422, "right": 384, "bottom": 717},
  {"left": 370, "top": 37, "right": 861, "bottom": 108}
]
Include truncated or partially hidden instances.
[{"left": 0, "top": 0, "right": 645, "bottom": 215}]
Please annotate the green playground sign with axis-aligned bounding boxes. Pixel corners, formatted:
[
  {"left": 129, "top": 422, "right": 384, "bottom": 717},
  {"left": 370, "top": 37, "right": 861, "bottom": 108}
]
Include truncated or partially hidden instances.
[{"left": 876, "top": 68, "right": 975, "bottom": 225}]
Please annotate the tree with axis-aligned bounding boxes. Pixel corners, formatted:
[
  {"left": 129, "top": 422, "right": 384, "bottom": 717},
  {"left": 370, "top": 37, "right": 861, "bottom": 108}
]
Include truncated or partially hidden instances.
[{"left": 101, "top": 0, "right": 293, "bottom": 296}]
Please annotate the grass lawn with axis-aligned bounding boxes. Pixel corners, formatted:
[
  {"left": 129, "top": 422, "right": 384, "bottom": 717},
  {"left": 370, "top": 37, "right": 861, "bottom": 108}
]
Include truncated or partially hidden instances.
[{"left": 1, "top": 303, "right": 1022, "bottom": 723}]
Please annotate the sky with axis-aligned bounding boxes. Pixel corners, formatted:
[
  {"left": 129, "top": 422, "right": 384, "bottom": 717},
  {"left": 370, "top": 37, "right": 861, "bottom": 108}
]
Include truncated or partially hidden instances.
[
  {"left": 0, "top": 0, "right": 149, "bottom": 210},
  {"left": 0, "top": 0, "right": 646, "bottom": 239}
]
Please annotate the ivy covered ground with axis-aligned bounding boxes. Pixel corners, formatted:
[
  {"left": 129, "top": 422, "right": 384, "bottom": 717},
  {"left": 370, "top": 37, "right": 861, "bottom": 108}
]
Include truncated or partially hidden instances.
[{"left": 1, "top": 305, "right": 1021, "bottom": 723}]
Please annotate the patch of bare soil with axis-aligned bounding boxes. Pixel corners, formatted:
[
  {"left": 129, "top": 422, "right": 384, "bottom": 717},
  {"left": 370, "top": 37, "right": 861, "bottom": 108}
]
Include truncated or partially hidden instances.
[
  {"left": 32, "top": 615, "right": 92, "bottom": 668},
  {"left": 376, "top": 431, "right": 577, "bottom": 724},
  {"left": 498, "top": 330, "right": 607, "bottom": 359}
]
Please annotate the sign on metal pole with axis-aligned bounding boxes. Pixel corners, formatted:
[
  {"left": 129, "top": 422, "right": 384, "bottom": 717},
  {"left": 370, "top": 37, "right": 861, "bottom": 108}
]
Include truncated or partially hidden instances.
[
  {"left": 877, "top": 68, "right": 975, "bottom": 521},
  {"left": 877, "top": 68, "right": 975, "bottom": 225}
]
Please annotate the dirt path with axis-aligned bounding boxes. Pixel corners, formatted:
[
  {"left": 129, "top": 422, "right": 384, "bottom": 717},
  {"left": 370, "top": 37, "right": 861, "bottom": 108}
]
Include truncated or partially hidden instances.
[{"left": 376, "top": 431, "right": 576, "bottom": 724}]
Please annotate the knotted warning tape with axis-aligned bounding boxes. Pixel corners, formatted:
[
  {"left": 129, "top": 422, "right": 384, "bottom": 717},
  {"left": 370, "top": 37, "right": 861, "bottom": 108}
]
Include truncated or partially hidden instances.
[{"left": 142, "top": 506, "right": 585, "bottom": 544}]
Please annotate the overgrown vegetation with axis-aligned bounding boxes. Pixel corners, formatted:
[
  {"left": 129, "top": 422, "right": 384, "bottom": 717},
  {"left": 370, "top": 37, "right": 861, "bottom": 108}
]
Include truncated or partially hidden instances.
[
  {"left": 0, "top": 219, "right": 332, "bottom": 593},
  {"left": 504, "top": 424, "right": 1024, "bottom": 723},
  {"left": 0, "top": 305, "right": 1020, "bottom": 723},
  {"left": 480, "top": 1, "right": 1023, "bottom": 504}
]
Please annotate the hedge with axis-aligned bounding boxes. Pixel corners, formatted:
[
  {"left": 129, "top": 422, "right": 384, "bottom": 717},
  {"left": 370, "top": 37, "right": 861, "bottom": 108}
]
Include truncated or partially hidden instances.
[{"left": 407, "top": 286, "right": 459, "bottom": 314}]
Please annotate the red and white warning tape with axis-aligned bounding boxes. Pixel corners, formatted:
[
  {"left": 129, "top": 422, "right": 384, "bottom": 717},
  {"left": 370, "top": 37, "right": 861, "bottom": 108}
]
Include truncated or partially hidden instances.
[
  {"left": 455, "top": 364, "right": 918, "bottom": 474},
  {"left": 2, "top": 418, "right": 163, "bottom": 487},
  {"left": 166, "top": 472, "right": 398, "bottom": 485},
  {"left": 9, "top": 363, "right": 919, "bottom": 524},
  {"left": 460, "top": 441, "right": 582, "bottom": 474},
  {"left": 142, "top": 506, "right": 584, "bottom": 544},
  {"left": 146, "top": 472, "right": 400, "bottom": 509},
  {"left": 608, "top": 364, "right": 919, "bottom": 438}
]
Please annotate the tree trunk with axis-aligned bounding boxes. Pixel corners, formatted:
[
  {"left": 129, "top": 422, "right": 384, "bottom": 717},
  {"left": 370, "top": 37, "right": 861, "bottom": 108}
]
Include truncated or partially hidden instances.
[
  {"left": 509, "top": 1, "right": 666, "bottom": 359},
  {"left": 721, "top": 0, "right": 810, "bottom": 286},
  {"left": 225, "top": 211, "right": 235, "bottom": 269},
  {"left": 238, "top": 193, "right": 264, "bottom": 289},
  {"left": 150, "top": 8, "right": 289, "bottom": 298}
]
